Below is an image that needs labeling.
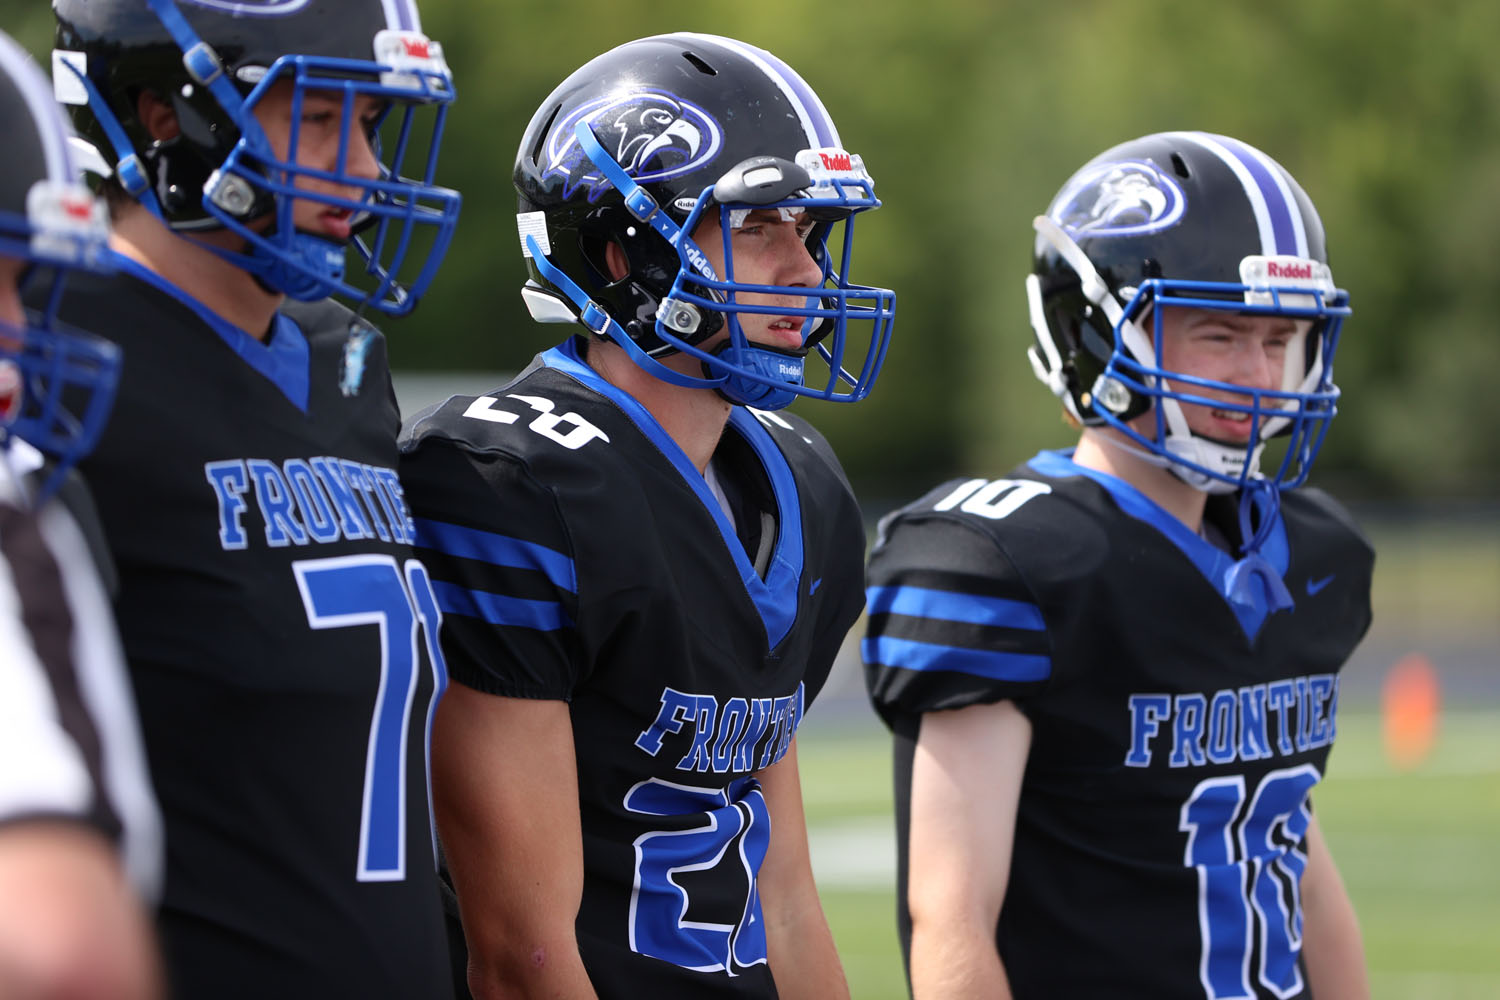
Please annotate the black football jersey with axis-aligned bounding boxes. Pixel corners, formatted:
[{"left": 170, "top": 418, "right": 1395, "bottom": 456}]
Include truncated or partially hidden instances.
[
  {"left": 864, "top": 449, "right": 1374, "bottom": 1000},
  {"left": 55, "top": 263, "right": 452, "bottom": 998},
  {"left": 399, "top": 337, "right": 865, "bottom": 999}
]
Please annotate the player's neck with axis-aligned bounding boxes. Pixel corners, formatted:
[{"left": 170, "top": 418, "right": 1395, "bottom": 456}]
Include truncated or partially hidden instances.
[
  {"left": 586, "top": 339, "right": 730, "bottom": 474},
  {"left": 109, "top": 208, "right": 284, "bottom": 342},
  {"left": 1073, "top": 427, "right": 1209, "bottom": 533}
]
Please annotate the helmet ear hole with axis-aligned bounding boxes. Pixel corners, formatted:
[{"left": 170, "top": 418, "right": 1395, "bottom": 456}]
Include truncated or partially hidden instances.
[
  {"left": 136, "top": 89, "right": 180, "bottom": 143},
  {"left": 602, "top": 241, "right": 629, "bottom": 283}
]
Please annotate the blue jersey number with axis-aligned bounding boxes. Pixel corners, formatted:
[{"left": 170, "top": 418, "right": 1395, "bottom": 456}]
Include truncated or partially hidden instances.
[
  {"left": 1179, "top": 764, "right": 1320, "bottom": 999},
  {"left": 625, "top": 777, "right": 771, "bottom": 974},
  {"left": 293, "top": 555, "right": 448, "bottom": 882}
]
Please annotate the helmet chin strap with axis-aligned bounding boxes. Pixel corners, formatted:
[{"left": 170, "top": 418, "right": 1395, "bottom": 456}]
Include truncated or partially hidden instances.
[
  {"left": 1161, "top": 428, "right": 1262, "bottom": 494},
  {"left": 246, "top": 232, "right": 347, "bottom": 301},
  {"left": 705, "top": 339, "right": 805, "bottom": 410}
]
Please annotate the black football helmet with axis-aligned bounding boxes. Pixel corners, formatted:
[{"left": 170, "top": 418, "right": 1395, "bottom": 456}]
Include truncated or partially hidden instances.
[
  {"left": 52, "top": 0, "right": 460, "bottom": 314},
  {"left": 1027, "top": 131, "right": 1350, "bottom": 498},
  {"left": 514, "top": 32, "right": 895, "bottom": 410},
  {"left": 0, "top": 30, "right": 118, "bottom": 499}
]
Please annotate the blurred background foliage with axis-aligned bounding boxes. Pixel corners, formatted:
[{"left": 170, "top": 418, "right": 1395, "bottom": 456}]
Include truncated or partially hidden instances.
[{"left": 5, "top": 0, "right": 1498, "bottom": 506}]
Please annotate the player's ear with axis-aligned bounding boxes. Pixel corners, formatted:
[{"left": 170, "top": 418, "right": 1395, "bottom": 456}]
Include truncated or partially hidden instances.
[
  {"left": 136, "top": 90, "right": 181, "bottom": 143},
  {"left": 603, "top": 241, "right": 629, "bottom": 282}
]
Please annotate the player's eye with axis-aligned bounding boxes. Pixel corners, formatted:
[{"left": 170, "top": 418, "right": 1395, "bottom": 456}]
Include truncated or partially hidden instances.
[{"left": 362, "top": 102, "right": 392, "bottom": 133}]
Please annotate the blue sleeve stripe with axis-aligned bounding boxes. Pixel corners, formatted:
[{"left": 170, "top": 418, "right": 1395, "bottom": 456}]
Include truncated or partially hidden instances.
[
  {"left": 861, "top": 635, "right": 1051, "bottom": 683},
  {"left": 413, "top": 517, "right": 576, "bottom": 594},
  {"left": 865, "top": 585, "right": 1045, "bottom": 632},
  {"left": 432, "top": 581, "right": 572, "bottom": 632}
]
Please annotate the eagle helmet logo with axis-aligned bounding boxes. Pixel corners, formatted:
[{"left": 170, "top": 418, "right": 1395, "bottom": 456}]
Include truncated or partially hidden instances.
[
  {"left": 1050, "top": 159, "right": 1186, "bottom": 238},
  {"left": 543, "top": 90, "right": 724, "bottom": 202}
]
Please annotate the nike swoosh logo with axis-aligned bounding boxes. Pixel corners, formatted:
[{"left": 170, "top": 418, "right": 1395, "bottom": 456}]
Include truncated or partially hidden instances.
[
  {"left": 809, "top": 578, "right": 823, "bottom": 596},
  {"left": 1307, "top": 574, "right": 1336, "bottom": 596}
]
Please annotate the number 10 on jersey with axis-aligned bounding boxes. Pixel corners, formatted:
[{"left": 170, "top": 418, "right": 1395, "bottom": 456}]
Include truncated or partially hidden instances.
[{"left": 1180, "top": 764, "right": 1320, "bottom": 1000}]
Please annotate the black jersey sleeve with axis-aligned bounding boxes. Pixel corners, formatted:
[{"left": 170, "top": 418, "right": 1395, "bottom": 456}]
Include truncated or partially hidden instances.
[
  {"left": 863, "top": 505, "right": 1053, "bottom": 731},
  {"left": 399, "top": 435, "right": 584, "bottom": 700}
]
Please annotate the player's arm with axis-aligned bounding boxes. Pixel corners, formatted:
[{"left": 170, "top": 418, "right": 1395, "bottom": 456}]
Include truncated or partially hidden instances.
[
  {"left": 0, "top": 821, "right": 161, "bottom": 1000},
  {"left": 907, "top": 699, "right": 1031, "bottom": 1000},
  {"left": 432, "top": 683, "right": 598, "bottom": 1000},
  {"left": 755, "top": 737, "right": 850, "bottom": 1000},
  {"left": 1299, "top": 812, "right": 1370, "bottom": 1000}
]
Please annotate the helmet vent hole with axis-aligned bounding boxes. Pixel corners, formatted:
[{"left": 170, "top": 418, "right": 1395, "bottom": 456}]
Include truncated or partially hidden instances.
[
  {"left": 531, "top": 104, "right": 561, "bottom": 167},
  {"left": 682, "top": 52, "right": 717, "bottom": 76},
  {"left": 1170, "top": 153, "right": 1190, "bottom": 179}
]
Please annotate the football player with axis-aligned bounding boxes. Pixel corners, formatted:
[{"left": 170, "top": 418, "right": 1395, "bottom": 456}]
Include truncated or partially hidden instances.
[
  {"left": 44, "top": 1, "right": 461, "bottom": 995},
  {"left": 400, "top": 33, "right": 895, "bottom": 1000},
  {"left": 863, "top": 132, "right": 1373, "bottom": 999},
  {"left": 0, "top": 29, "right": 161, "bottom": 1000}
]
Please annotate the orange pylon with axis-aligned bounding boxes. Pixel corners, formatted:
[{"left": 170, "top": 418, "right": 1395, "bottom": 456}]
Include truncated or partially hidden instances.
[{"left": 1381, "top": 653, "right": 1441, "bottom": 771}]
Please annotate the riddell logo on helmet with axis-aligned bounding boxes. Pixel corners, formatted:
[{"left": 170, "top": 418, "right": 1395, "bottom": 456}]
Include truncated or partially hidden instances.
[
  {"left": 0, "top": 361, "right": 21, "bottom": 425},
  {"left": 401, "top": 38, "right": 431, "bottom": 58},
  {"left": 1267, "top": 261, "right": 1314, "bottom": 279},
  {"left": 61, "top": 196, "right": 92, "bottom": 220},
  {"left": 819, "top": 152, "right": 853, "bottom": 172}
]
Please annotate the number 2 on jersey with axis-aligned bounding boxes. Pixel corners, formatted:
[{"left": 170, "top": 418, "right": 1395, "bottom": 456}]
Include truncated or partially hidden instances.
[
  {"left": 626, "top": 777, "right": 771, "bottom": 974},
  {"left": 293, "top": 555, "right": 448, "bottom": 882},
  {"left": 1180, "top": 764, "right": 1320, "bottom": 999}
]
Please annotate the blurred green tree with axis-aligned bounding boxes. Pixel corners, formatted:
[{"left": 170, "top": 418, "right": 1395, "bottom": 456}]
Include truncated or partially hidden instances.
[{"left": 10, "top": 0, "right": 1496, "bottom": 502}]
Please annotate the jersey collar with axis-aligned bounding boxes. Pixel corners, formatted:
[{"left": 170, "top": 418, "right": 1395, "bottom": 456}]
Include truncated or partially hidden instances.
[
  {"left": 1027, "top": 448, "right": 1292, "bottom": 643},
  {"left": 109, "top": 251, "right": 311, "bottom": 412},
  {"left": 542, "top": 338, "right": 803, "bottom": 651}
]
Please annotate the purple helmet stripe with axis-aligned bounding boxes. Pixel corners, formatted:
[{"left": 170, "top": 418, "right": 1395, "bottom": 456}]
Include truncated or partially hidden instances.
[
  {"left": 1169, "top": 132, "right": 1295, "bottom": 257},
  {"left": 670, "top": 33, "right": 840, "bottom": 150},
  {"left": 1213, "top": 135, "right": 1304, "bottom": 256},
  {"left": 381, "top": 0, "right": 418, "bottom": 32}
]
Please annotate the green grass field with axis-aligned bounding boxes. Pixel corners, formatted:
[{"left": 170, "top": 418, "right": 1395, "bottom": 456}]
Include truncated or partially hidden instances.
[{"left": 797, "top": 709, "right": 1500, "bottom": 1000}]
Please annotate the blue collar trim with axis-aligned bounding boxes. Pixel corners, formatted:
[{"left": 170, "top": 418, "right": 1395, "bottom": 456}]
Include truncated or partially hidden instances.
[
  {"left": 542, "top": 339, "right": 803, "bottom": 649},
  {"left": 1027, "top": 449, "right": 1292, "bottom": 642},
  {"left": 111, "top": 251, "right": 310, "bottom": 412}
]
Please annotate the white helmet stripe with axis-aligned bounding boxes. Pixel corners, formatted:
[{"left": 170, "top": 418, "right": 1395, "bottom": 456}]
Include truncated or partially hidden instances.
[
  {"left": 0, "top": 33, "right": 74, "bottom": 184},
  {"left": 1167, "top": 131, "right": 1307, "bottom": 258},
  {"left": 668, "top": 32, "right": 840, "bottom": 150}
]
